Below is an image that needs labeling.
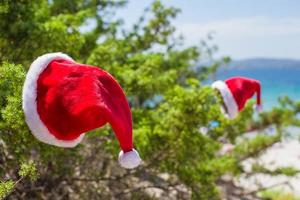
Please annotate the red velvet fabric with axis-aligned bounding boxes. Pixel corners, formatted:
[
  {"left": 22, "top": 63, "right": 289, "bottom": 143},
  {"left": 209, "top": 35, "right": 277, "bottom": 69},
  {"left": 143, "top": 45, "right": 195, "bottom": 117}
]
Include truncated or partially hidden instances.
[
  {"left": 37, "top": 59, "right": 133, "bottom": 152},
  {"left": 225, "top": 76, "right": 261, "bottom": 111}
]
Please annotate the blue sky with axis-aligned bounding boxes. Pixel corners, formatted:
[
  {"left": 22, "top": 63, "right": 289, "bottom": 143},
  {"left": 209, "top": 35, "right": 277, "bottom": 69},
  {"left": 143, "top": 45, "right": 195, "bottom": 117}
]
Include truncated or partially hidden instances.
[{"left": 117, "top": 0, "right": 300, "bottom": 59}]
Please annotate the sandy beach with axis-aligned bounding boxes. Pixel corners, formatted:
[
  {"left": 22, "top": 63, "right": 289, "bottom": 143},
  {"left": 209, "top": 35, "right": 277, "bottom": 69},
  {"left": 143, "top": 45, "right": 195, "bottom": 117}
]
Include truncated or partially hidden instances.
[{"left": 237, "top": 139, "right": 300, "bottom": 195}]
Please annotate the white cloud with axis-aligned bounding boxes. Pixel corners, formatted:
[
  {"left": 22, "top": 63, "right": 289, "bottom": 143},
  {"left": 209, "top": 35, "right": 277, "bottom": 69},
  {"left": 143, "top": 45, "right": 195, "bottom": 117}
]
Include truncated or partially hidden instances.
[{"left": 176, "top": 17, "right": 300, "bottom": 59}]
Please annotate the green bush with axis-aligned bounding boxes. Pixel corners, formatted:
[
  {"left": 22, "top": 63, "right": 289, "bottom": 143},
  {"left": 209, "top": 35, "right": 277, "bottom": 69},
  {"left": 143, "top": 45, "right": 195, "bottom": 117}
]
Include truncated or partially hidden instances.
[{"left": 0, "top": 0, "right": 299, "bottom": 199}]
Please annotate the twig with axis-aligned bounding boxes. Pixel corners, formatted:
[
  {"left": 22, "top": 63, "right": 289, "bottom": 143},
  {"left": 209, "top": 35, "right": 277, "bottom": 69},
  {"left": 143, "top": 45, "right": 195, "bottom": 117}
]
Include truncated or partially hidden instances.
[
  {"left": 70, "top": 170, "right": 136, "bottom": 183},
  {"left": 242, "top": 181, "right": 290, "bottom": 195},
  {"left": 115, "top": 183, "right": 179, "bottom": 197},
  {"left": 238, "top": 137, "right": 280, "bottom": 162},
  {"left": 5, "top": 176, "right": 25, "bottom": 199}
]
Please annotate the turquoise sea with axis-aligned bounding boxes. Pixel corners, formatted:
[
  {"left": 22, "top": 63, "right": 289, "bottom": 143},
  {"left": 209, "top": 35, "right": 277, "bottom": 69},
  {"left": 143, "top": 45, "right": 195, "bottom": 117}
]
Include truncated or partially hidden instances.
[{"left": 214, "top": 58, "right": 300, "bottom": 110}]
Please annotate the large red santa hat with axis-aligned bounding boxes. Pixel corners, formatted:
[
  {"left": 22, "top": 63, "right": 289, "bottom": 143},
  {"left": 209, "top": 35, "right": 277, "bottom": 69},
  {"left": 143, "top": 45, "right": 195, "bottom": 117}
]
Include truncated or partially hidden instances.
[
  {"left": 22, "top": 52, "right": 141, "bottom": 169},
  {"left": 212, "top": 76, "right": 262, "bottom": 119}
]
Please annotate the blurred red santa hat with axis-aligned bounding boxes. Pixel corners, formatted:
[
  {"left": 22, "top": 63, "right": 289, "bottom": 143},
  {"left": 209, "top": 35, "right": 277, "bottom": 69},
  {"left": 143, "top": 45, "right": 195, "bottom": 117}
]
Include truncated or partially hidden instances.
[
  {"left": 212, "top": 76, "right": 262, "bottom": 119},
  {"left": 22, "top": 52, "right": 141, "bottom": 169}
]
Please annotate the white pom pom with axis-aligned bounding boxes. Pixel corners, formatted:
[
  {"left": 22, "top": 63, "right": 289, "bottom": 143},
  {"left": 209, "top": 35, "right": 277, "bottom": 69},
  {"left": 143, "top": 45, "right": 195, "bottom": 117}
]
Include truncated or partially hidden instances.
[
  {"left": 255, "top": 104, "right": 263, "bottom": 113},
  {"left": 118, "top": 149, "right": 141, "bottom": 169}
]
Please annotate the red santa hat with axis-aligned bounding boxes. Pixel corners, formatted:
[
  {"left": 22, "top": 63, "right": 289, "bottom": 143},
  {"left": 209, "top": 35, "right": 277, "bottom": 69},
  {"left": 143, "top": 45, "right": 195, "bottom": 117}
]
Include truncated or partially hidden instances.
[
  {"left": 22, "top": 53, "right": 141, "bottom": 169},
  {"left": 212, "top": 76, "right": 262, "bottom": 119}
]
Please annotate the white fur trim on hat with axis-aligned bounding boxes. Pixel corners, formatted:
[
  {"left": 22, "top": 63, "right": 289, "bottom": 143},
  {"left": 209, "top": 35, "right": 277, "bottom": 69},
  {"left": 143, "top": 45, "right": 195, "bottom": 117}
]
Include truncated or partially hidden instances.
[
  {"left": 212, "top": 80, "right": 239, "bottom": 119},
  {"left": 255, "top": 104, "right": 263, "bottom": 113},
  {"left": 22, "top": 52, "right": 85, "bottom": 148},
  {"left": 118, "top": 149, "right": 141, "bottom": 169}
]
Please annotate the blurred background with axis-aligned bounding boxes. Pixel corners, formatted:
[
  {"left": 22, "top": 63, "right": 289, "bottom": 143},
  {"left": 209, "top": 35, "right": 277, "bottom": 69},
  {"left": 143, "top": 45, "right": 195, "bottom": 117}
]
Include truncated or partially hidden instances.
[
  {"left": 117, "top": 0, "right": 300, "bottom": 110},
  {"left": 1, "top": 0, "right": 300, "bottom": 199}
]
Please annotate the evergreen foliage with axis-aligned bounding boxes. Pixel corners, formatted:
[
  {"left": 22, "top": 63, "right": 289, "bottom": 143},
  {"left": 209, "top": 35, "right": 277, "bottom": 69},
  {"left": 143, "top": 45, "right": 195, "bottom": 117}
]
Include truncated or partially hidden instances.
[{"left": 0, "top": 0, "right": 299, "bottom": 199}]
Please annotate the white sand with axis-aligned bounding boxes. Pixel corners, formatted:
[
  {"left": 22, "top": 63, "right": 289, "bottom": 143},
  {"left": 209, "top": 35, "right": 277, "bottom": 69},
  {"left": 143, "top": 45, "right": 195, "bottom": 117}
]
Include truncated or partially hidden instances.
[{"left": 237, "top": 140, "right": 300, "bottom": 195}]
